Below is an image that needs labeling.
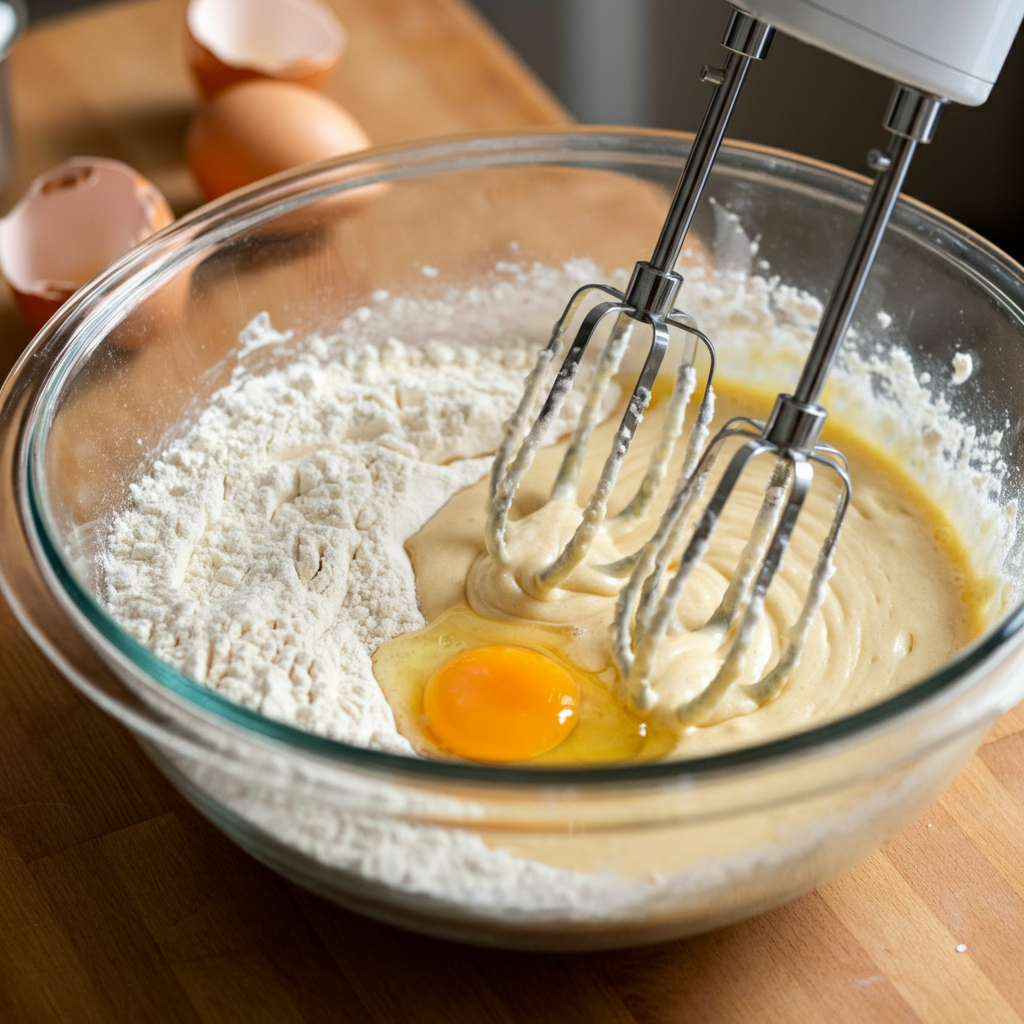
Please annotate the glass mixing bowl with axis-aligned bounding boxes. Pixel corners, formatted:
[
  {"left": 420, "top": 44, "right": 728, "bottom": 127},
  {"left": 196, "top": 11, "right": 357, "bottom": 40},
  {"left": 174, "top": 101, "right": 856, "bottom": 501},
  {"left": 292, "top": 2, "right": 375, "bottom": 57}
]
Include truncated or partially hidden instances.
[{"left": 2, "top": 129, "right": 1024, "bottom": 951}]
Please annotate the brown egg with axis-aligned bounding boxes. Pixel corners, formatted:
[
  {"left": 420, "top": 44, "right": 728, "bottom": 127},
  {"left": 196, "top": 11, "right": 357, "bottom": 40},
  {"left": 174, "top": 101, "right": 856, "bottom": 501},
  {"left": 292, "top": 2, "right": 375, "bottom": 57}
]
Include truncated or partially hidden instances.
[
  {"left": 185, "top": 0, "right": 346, "bottom": 99},
  {"left": 0, "top": 157, "right": 174, "bottom": 331},
  {"left": 186, "top": 79, "right": 372, "bottom": 201}
]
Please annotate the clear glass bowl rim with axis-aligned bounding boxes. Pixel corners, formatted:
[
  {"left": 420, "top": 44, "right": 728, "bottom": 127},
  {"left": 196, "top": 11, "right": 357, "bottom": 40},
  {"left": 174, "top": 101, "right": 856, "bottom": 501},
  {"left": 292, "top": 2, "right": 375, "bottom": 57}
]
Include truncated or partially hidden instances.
[{"left": 14, "top": 125, "right": 1024, "bottom": 788}]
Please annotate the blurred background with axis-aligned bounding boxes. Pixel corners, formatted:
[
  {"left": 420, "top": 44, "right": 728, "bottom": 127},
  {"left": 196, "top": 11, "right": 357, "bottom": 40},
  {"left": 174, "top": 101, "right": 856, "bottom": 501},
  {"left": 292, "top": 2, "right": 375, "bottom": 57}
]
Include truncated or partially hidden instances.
[
  {"left": 472, "top": 0, "right": 1024, "bottom": 262},
  {"left": 22, "top": 0, "right": 1024, "bottom": 260}
]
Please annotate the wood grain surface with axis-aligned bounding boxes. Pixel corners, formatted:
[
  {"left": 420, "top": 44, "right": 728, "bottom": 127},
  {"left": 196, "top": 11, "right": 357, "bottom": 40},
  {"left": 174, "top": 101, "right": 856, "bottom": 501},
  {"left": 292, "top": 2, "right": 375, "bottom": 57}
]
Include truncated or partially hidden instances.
[{"left": 1, "top": 1, "right": 1023, "bottom": 1021}]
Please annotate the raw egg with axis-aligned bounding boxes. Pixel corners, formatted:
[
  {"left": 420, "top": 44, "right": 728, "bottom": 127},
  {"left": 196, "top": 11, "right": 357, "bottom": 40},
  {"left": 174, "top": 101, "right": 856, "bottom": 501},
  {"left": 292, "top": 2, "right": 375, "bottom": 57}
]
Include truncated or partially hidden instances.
[
  {"left": 186, "top": 0, "right": 346, "bottom": 99},
  {"left": 372, "top": 606, "right": 675, "bottom": 764},
  {"left": 186, "top": 79, "right": 371, "bottom": 200},
  {"left": 0, "top": 157, "right": 174, "bottom": 331},
  {"left": 424, "top": 645, "right": 579, "bottom": 762}
]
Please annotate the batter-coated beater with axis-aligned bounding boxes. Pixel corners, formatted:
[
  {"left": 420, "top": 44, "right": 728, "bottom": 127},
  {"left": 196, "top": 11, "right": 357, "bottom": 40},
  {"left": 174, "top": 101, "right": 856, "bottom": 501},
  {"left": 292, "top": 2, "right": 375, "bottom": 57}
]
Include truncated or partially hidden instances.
[{"left": 489, "top": 0, "right": 1023, "bottom": 719}]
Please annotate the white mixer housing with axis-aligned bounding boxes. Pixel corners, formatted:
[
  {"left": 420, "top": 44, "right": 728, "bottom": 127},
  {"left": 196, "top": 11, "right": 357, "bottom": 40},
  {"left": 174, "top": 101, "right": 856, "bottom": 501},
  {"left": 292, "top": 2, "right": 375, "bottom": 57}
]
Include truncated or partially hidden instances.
[{"left": 738, "top": 0, "right": 1024, "bottom": 104}]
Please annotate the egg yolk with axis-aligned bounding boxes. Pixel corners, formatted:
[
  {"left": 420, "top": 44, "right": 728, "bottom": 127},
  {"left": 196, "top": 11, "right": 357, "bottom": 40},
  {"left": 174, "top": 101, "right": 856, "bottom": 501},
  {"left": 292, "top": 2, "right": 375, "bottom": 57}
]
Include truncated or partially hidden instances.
[{"left": 423, "top": 645, "right": 579, "bottom": 762}]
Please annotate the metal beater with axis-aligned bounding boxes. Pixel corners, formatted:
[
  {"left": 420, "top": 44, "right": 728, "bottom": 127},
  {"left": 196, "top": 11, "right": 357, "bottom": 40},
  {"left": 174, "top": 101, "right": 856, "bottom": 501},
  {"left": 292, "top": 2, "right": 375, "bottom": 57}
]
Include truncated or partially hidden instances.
[
  {"left": 486, "top": 8, "right": 773, "bottom": 584},
  {"left": 485, "top": 0, "right": 1020, "bottom": 722},
  {"left": 615, "top": 84, "right": 946, "bottom": 723}
]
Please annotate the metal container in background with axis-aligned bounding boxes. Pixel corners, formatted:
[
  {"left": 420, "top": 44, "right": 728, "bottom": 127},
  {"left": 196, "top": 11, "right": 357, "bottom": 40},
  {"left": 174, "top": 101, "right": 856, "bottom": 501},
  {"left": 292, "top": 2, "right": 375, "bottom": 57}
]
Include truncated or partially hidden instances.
[{"left": 0, "top": 0, "right": 27, "bottom": 193}]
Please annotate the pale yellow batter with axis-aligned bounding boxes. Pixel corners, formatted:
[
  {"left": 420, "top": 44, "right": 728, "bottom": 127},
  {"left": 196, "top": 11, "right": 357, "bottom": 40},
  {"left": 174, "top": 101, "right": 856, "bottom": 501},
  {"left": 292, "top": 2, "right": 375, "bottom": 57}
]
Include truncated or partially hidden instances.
[{"left": 387, "top": 378, "right": 987, "bottom": 759}]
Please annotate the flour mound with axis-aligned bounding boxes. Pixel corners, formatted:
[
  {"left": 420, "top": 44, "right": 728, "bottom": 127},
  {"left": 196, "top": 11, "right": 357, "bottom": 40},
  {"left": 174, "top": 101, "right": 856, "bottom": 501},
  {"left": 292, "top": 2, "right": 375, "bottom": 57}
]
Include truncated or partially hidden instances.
[{"left": 104, "top": 333, "right": 535, "bottom": 752}]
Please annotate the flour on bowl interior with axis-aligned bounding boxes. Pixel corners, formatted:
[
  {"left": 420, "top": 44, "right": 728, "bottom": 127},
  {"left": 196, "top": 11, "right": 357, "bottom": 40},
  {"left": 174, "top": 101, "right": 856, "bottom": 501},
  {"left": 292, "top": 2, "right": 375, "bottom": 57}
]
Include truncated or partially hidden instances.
[
  {"left": 103, "top": 256, "right": 1017, "bottom": 752},
  {"left": 101, "top": 256, "right": 1018, "bottom": 924},
  {"left": 102, "top": 261, "right": 608, "bottom": 750}
]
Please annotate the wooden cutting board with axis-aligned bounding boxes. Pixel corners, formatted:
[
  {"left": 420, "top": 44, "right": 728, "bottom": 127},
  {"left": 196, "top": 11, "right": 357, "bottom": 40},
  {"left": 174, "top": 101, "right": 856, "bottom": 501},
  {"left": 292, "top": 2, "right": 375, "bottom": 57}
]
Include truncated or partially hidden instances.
[{"left": 1, "top": 1, "right": 1022, "bottom": 1021}]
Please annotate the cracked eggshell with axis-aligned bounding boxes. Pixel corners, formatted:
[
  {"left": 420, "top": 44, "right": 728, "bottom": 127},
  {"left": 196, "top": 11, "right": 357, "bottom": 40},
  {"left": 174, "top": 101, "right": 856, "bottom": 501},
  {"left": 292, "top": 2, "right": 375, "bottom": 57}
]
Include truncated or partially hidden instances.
[
  {"left": 185, "top": 0, "right": 346, "bottom": 99},
  {"left": 186, "top": 79, "right": 371, "bottom": 201},
  {"left": 0, "top": 157, "right": 174, "bottom": 332}
]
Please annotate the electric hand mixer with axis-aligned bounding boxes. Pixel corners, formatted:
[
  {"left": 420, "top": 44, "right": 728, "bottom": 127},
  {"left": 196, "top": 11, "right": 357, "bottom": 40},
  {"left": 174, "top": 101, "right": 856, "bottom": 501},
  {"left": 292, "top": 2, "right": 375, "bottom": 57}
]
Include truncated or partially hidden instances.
[{"left": 487, "top": 0, "right": 1024, "bottom": 722}]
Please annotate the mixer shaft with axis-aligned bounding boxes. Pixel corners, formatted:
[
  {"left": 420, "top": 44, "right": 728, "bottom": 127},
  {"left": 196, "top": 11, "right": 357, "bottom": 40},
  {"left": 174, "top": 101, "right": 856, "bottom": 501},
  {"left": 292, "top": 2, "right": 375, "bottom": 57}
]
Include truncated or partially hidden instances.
[
  {"left": 617, "top": 84, "right": 948, "bottom": 723},
  {"left": 486, "top": 7, "right": 773, "bottom": 581}
]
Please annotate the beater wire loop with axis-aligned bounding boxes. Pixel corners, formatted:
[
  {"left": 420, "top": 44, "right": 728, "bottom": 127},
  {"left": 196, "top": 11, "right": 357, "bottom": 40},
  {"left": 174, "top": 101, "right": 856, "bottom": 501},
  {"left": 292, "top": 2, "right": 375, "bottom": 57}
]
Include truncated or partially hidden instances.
[
  {"left": 609, "top": 321, "right": 717, "bottom": 530},
  {"left": 614, "top": 431, "right": 852, "bottom": 722},
  {"left": 536, "top": 312, "right": 670, "bottom": 590},
  {"left": 743, "top": 463, "right": 850, "bottom": 706},
  {"left": 677, "top": 454, "right": 814, "bottom": 725},
  {"left": 485, "top": 285, "right": 624, "bottom": 565}
]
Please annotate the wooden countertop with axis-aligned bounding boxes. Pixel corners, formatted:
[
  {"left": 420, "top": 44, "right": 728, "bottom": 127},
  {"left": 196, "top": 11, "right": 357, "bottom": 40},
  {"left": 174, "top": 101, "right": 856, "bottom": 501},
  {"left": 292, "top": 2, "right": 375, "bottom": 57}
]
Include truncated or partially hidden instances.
[{"left": 1, "top": 1, "right": 1023, "bottom": 1021}]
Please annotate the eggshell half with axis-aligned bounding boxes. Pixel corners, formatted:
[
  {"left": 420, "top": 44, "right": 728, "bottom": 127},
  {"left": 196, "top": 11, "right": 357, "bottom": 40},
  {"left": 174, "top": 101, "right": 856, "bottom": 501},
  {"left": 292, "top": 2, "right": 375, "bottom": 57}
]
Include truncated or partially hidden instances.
[
  {"left": 0, "top": 157, "right": 174, "bottom": 331},
  {"left": 186, "top": 0, "right": 346, "bottom": 99},
  {"left": 186, "top": 79, "right": 371, "bottom": 200}
]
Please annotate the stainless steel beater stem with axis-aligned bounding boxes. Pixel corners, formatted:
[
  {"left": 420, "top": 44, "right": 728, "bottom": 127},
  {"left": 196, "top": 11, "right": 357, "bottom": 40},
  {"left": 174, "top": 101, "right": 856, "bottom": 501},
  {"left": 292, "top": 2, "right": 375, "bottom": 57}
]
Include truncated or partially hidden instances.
[
  {"left": 624, "top": 9, "right": 774, "bottom": 317},
  {"left": 791, "top": 85, "right": 945, "bottom": 411},
  {"left": 651, "top": 12, "right": 774, "bottom": 275}
]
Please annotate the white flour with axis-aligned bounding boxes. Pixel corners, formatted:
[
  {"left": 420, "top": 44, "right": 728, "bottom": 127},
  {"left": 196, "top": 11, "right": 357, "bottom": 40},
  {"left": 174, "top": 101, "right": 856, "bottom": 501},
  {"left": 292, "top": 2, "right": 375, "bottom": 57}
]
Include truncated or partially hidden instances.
[
  {"left": 104, "top": 333, "right": 543, "bottom": 752},
  {"left": 104, "top": 261, "right": 607, "bottom": 752}
]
